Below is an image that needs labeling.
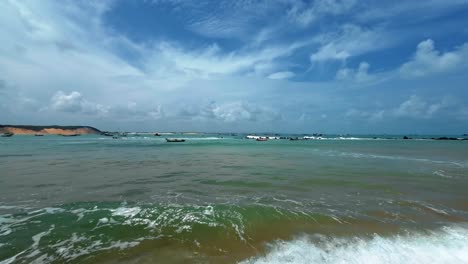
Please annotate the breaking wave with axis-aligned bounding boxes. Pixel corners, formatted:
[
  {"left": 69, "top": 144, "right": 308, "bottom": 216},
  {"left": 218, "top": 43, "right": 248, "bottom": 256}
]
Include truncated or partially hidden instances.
[{"left": 241, "top": 225, "right": 468, "bottom": 264}]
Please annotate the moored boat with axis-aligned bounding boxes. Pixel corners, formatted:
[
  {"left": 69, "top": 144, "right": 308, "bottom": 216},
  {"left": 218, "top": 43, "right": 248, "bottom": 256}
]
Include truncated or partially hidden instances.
[
  {"left": 256, "top": 137, "right": 268, "bottom": 141},
  {"left": 166, "top": 138, "right": 186, "bottom": 142},
  {"left": 62, "top": 134, "right": 80, "bottom": 137},
  {"left": 1, "top": 132, "right": 14, "bottom": 137},
  {"left": 34, "top": 134, "right": 44, "bottom": 136}
]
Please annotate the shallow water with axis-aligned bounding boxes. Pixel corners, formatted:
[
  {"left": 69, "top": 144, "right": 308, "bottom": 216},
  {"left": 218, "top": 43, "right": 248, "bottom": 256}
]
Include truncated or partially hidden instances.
[{"left": 0, "top": 134, "right": 467, "bottom": 263}]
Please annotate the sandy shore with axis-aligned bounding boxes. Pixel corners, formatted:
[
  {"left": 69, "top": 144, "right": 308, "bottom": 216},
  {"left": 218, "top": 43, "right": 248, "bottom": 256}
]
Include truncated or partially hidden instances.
[{"left": 0, "top": 126, "right": 101, "bottom": 135}]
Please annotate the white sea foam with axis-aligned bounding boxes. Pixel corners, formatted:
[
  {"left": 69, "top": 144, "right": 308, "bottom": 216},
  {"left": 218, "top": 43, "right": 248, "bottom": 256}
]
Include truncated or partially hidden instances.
[
  {"left": 329, "top": 151, "right": 468, "bottom": 168},
  {"left": 0, "top": 206, "right": 17, "bottom": 210},
  {"left": 190, "top": 137, "right": 226, "bottom": 140},
  {"left": 0, "top": 225, "right": 54, "bottom": 264},
  {"left": 433, "top": 170, "right": 452, "bottom": 178},
  {"left": 50, "top": 235, "right": 141, "bottom": 262},
  {"left": 111, "top": 207, "right": 141, "bottom": 218},
  {"left": 240, "top": 225, "right": 468, "bottom": 264}
]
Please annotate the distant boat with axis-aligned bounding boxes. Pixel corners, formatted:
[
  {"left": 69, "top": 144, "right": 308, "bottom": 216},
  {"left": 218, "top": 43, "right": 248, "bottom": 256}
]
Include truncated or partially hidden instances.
[
  {"left": 1, "top": 132, "right": 14, "bottom": 137},
  {"left": 34, "top": 134, "right": 44, "bottom": 137},
  {"left": 256, "top": 137, "right": 268, "bottom": 141},
  {"left": 112, "top": 136, "right": 120, "bottom": 139},
  {"left": 62, "top": 134, "right": 80, "bottom": 137},
  {"left": 154, "top": 133, "right": 161, "bottom": 136},
  {"left": 290, "top": 137, "right": 305, "bottom": 141},
  {"left": 166, "top": 138, "right": 185, "bottom": 142},
  {"left": 102, "top": 132, "right": 114, "bottom": 137}
]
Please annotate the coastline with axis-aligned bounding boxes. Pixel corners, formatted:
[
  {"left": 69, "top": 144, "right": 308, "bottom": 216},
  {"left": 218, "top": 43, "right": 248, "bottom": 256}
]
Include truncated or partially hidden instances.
[{"left": 0, "top": 125, "right": 101, "bottom": 135}]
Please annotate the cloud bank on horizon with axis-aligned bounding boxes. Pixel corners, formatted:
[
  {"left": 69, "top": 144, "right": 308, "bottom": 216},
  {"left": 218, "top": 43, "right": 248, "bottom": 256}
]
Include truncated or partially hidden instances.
[{"left": 1, "top": 0, "right": 468, "bottom": 133}]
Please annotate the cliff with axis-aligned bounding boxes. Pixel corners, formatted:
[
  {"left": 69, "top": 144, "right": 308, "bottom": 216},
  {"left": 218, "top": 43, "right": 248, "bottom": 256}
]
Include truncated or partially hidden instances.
[{"left": 0, "top": 125, "right": 101, "bottom": 135}]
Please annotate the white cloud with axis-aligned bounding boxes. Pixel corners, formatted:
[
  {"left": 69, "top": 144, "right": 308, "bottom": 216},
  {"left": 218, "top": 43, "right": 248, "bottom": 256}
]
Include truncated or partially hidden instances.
[
  {"left": 336, "top": 62, "right": 372, "bottom": 82},
  {"left": 287, "top": 0, "right": 356, "bottom": 27},
  {"left": 50, "top": 91, "right": 85, "bottom": 112},
  {"left": 400, "top": 39, "right": 468, "bottom": 78},
  {"left": 393, "top": 95, "right": 455, "bottom": 119},
  {"left": 394, "top": 95, "right": 428, "bottom": 118},
  {"left": 50, "top": 91, "right": 109, "bottom": 116},
  {"left": 178, "top": 101, "right": 281, "bottom": 122},
  {"left": 358, "top": 1, "right": 468, "bottom": 23},
  {"left": 180, "top": 1, "right": 278, "bottom": 39},
  {"left": 268, "top": 71, "right": 295, "bottom": 80},
  {"left": 111, "top": 102, "right": 165, "bottom": 121},
  {"left": 310, "top": 25, "right": 387, "bottom": 62},
  {"left": 345, "top": 95, "right": 466, "bottom": 122},
  {"left": 147, "top": 41, "right": 303, "bottom": 79}
]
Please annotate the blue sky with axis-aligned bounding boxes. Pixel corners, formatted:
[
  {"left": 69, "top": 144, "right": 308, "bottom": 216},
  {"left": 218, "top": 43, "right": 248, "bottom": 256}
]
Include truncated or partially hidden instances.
[{"left": 1, "top": 0, "right": 468, "bottom": 133}]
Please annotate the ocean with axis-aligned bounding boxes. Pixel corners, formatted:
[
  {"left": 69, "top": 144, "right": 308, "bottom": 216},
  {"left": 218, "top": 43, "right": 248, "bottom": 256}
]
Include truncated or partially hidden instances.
[{"left": 0, "top": 134, "right": 467, "bottom": 263}]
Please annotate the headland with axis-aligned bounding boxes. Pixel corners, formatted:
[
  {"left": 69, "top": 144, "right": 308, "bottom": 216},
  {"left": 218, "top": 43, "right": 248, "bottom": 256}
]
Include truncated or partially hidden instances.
[{"left": 0, "top": 125, "right": 101, "bottom": 135}]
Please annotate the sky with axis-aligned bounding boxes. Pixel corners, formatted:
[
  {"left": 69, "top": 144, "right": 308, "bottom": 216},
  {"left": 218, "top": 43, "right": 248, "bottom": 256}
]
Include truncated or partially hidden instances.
[{"left": 1, "top": 0, "right": 468, "bottom": 134}]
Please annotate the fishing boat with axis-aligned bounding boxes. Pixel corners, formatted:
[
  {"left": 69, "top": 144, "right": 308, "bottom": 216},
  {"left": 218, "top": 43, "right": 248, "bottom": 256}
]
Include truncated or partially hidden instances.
[
  {"left": 62, "top": 134, "right": 80, "bottom": 137},
  {"left": 166, "top": 138, "right": 185, "bottom": 142},
  {"left": 1, "top": 132, "right": 14, "bottom": 137}
]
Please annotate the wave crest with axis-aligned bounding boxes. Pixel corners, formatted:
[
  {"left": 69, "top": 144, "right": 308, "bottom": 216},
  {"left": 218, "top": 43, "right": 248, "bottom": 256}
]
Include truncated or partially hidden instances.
[{"left": 241, "top": 225, "right": 468, "bottom": 264}]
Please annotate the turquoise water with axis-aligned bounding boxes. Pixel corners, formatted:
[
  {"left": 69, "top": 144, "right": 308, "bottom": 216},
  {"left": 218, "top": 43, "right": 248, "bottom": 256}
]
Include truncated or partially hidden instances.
[{"left": 0, "top": 134, "right": 467, "bottom": 263}]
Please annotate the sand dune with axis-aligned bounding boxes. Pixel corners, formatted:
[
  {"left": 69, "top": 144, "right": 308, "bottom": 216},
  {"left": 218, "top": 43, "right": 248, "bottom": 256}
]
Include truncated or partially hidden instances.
[{"left": 0, "top": 125, "right": 101, "bottom": 135}]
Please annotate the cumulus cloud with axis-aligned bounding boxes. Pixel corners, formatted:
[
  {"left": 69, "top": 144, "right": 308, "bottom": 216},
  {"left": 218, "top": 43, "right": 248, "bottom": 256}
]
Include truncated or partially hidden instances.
[
  {"left": 268, "top": 71, "right": 295, "bottom": 80},
  {"left": 50, "top": 91, "right": 109, "bottom": 116},
  {"left": 50, "top": 91, "right": 84, "bottom": 112},
  {"left": 344, "top": 95, "right": 464, "bottom": 121},
  {"left": 400, "top": 39, "right": 468, "bottom": 78},
  {"left": 111, "top": 102, "right": 165, "bottom": 121},
  {"left": 336, "top": 62, "right": 372, "bottom": 82},
  {"left": 393, "top": 95, "right": 456, "bottom": 119},
  {"left": 179, "top": 101, "right": 281, "bottom": 122}
]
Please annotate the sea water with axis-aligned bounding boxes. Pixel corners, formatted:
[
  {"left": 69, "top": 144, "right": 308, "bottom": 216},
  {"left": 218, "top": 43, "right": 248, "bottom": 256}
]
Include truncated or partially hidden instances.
[{"left": 0, "top": 134, "right": 467, "bottom": 263}]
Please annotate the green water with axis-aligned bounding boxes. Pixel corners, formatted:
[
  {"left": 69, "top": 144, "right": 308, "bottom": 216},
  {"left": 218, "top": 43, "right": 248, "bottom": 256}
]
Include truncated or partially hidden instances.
[{"left": 1, "top": 134, "right": 467, "bottom": 263}]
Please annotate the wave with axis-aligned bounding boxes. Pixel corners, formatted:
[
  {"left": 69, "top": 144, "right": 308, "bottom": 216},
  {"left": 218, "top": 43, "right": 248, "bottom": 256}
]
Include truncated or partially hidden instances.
[
  {"left": 1, "top": 201, "right": 466, "bottom": 263},
  {"left": 240, "top": 225, "right": 468, "bottom": 264},
  {"left": 100, "top": 136, "right": 228, "bottom": 141},
  {"left": 0, "top": 201, "right": 363, "bottom": 263},
  {"left": 325, "top": 150, "right": 468, "bottom": 168}
]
